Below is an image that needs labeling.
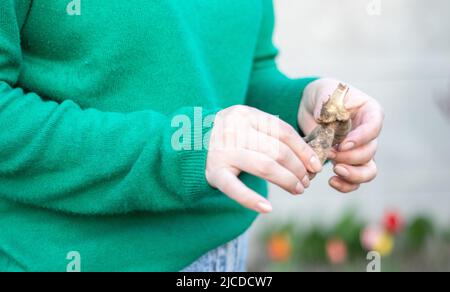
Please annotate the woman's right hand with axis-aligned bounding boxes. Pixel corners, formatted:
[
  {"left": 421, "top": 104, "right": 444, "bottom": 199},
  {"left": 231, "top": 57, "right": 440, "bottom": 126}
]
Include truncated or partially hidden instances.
[{"left": 205, "top": 105, "right": 323, "bottom": 213}]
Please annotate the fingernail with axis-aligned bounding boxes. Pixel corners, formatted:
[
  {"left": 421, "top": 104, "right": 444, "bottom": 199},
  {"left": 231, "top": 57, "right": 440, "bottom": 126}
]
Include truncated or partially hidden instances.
[
  {"left": 340, "top": 141, "right": 355, "bottom": 152},
  {"left": 310, "top": 156, "right": 322, "bottom": 172},
  {"left": 302, "top": 175, "right": 310, "bottom": 188},
  {"left": 330, "top": 177, "right": 341, "bottom": 188},
  {"left": 295, "top": 182, "right": 304, "bottom": 195},
  {"left": 334, "top": 165, "right": 349, "bottom": 178},
  {"left": 257, "top": 201, "right": 273, "bottom": 213}
]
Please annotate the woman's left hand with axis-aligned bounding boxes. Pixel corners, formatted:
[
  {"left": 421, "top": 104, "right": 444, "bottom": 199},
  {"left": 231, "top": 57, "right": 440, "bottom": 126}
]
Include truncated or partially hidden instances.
[{"left": 298, "top": 78, "right": 385, "bottom": 193}]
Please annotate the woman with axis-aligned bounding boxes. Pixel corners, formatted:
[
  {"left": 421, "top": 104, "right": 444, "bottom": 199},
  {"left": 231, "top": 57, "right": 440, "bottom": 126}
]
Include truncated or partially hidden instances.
[{"left": 0, "top": 0, "right": 383, "bottom": 271}]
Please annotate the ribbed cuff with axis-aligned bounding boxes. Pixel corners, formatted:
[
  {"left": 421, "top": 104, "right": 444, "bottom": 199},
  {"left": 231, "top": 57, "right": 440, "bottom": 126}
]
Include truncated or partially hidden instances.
[{"left": 178, "top": 108, "right": 219, "bottom": 201}]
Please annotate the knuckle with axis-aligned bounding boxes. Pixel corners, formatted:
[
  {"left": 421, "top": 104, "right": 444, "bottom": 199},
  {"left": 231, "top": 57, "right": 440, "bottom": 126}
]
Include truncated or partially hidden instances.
[
  {"left": 219, "top": 106, "right": 245, "bottom": 121},
  {"left": 205, "top": 168, "right": 214, "bottom": 182},
  {"left": 229, "top": 105, "right": 250, "bottom": 116},
  {"left": 370, "top": 160, "right": 378, "bottom": 172},
  {"left": 205, "top": 167, "right": 227, "bottom": 189},
  {"left": 299, "top": 142, "right": 312, "bottom": 157},
  {"left": 353, "top": 173, "right": 366, "bottom": 184},
  {"left": 279, "top": 123, "right": 296, "bottom": 141},
  {"left": 274, "top": 147, "right": 289, "bottom": 164},
  {"left": 367, "top": 161, "right": 378, "bottom": 182},
  {"left": 295, "top": 162, "right": 307, "bottom": 177},
  {"left": 350, "top": 184, "right": 361, "bottom": 192},
  {"left": 377, "top": 102, "right": 385, "bottom": 120},
  {"left": 353, "top": 162, "right": 377, "bottom": 184},
  {"left": 298, "top": 166, "right": 307, "bottom": 178},
  {"left": 221, "top": 183, "right": 232, "bottom": 195},
  {"left": 205, "top": 173, "right": 215, "bottom": 187},
  {"left": 341, "top": 187, "right": 352, "bottom": 193},
  {"left": 359, "top": 151, "right": 373, "bottom": 164},
  {"left": 240, "top": 195, "right": 256, "bottom": 208},
  {"left": 333, "top": 153, "right": 346, "bottom": 164},
  {"left": 343, "top": 184, "right": 359, "bottom": 193},
  {"left": 257, "top": 159, "right": 276, "bottom": 177},
  {"left": 369, "top": 141, "right": 378, "bottom": 157}
]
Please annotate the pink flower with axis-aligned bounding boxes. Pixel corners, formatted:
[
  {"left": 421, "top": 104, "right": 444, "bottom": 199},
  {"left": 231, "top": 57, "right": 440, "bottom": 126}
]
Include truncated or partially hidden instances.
[
  {"left": 361, "top": 225, "right": 395, "bottom": 256},
  {"left": 361, "top": 225, "right": 383, "bottom": 251},
  {"left": 326, "top": 238, "right": 347, "bottom": 264}
]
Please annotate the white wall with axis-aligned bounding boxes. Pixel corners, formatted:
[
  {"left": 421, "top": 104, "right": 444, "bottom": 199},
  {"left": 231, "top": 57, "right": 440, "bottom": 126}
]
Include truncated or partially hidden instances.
[{"left": 251, "top": 0, "right": 450, "bottom": 235}]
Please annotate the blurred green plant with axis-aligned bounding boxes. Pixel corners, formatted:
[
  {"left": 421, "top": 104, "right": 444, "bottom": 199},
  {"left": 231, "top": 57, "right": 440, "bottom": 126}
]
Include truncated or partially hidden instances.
[
  {"left": 329, "top": 211, "right": 365, "bottom": 260},
  {"left": 258, "top": 210, "right": 449, "bottom": 271},
  {"left": 297, "top": 228, "right": 327, "bottom": 262},
  {"left": 443, "top": 227, "right": 450, "bottom": 243},
  {"left": 405, "top": 216, "right": 434, "bottom": 250}
]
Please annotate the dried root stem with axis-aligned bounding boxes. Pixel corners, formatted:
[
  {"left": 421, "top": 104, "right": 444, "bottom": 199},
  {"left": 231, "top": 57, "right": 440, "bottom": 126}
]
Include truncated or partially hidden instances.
[{"left": 305, "top": 84, "right": 352, "bottom": 177}]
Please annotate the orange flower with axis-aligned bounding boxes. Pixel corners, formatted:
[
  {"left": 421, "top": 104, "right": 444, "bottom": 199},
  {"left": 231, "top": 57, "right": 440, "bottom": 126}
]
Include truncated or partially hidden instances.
[{"left": 267, "top": 233, "right": 292, "bottom": 262}]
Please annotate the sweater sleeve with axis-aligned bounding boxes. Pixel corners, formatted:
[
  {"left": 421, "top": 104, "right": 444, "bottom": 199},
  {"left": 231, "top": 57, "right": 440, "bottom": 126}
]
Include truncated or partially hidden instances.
[
  {"left": 245, "top": 0, "right": 319, "bottom": 133},
  {"left": 0, "top": 2, "right": 217, "bottom": 215}
]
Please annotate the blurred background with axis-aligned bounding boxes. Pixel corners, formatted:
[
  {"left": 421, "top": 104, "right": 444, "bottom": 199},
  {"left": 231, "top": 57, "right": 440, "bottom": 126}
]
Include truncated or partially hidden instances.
[{"left": 248, "top": 0, "right": 450, "bottom": 271}]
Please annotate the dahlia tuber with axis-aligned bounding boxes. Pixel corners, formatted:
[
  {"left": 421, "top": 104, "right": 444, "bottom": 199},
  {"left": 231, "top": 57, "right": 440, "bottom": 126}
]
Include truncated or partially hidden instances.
[{"left": 304, "top": 84, "right": 352, "bottom": 177}]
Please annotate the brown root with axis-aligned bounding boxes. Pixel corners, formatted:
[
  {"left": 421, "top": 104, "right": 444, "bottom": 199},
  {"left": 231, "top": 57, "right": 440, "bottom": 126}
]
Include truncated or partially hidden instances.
[{"left": 305, "top": 84, "right": 352, "bottom": 177}]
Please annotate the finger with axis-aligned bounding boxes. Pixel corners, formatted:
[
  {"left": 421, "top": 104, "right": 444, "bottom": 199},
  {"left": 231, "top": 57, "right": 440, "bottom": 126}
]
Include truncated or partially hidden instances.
[
  {"left": 329, "top": 176, "right": 360, "bottom": 193},
  {"left": 340, "top": 101, "right": 384, "bottom": 151},
  {"left": 312, "top": 80, "right": 366, "bottom": 118},
  {"left": 248, "top": 108, "right": 322, "bottom": 173},
  {"left": 245, "top": 130, "right": 310, "bottom": 187},
  {"left": 330, "top": 139, "right": 378, "bottom": 165},
  {"left": 332, "top": 160, "right": 378, "bottom": 184},
  {"left": 231, "top": 149, "right": 305, "bottom": 195},
  {"left": 343, "top": 86, "right": 371, "bottom": 111},
  {"left": 211, "top": 168, "right": 273, "bottom": 213}
]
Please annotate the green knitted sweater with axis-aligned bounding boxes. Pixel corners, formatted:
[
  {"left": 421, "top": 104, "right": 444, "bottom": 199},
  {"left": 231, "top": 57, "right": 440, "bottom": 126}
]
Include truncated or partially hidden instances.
[{"left": 0, "top": 0, "right": 316, "bottom": 271}]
